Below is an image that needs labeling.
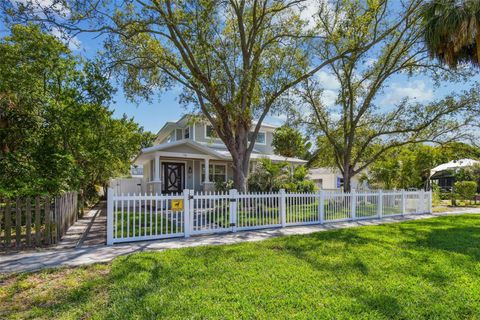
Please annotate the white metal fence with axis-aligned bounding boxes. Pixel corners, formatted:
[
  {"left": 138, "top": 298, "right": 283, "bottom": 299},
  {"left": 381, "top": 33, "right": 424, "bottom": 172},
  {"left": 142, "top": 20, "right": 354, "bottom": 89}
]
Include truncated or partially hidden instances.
[{"left": 107, "top": 189, "right": 432, "bottom": 245}]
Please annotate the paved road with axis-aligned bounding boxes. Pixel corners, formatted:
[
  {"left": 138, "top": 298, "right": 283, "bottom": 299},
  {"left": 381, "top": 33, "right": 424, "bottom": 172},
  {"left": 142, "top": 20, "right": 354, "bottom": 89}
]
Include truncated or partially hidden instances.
[{"left": 0, "top": 209, "right": 478, "bottom": 274}]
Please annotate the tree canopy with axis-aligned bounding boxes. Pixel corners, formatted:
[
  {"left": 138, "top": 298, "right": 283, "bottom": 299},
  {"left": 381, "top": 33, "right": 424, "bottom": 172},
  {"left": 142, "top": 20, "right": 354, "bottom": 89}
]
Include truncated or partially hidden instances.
[
  {"left": 272, "top": 126, "right": 311, "bottom": 160},
  {"left": 0, "top": 24, "right": 151, "bottom": 198},
  {"left": 296, "top": 0, "right": 477, "bottom": 191},
  {"left": 0, "top": 0, "right": 402, "bottom": 191},
  {"left": 358, "top": 143, "right": 479, "bottom": 190},
  {"left": 422, "top": 0, "right": 480, "bottom": 68}
]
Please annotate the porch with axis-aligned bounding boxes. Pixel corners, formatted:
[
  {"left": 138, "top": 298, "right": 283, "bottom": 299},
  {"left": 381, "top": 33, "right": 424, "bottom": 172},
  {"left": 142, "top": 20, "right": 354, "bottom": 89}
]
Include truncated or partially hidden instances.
[{"left": 135, "top": 140, "right": 234, "bottom": 193}]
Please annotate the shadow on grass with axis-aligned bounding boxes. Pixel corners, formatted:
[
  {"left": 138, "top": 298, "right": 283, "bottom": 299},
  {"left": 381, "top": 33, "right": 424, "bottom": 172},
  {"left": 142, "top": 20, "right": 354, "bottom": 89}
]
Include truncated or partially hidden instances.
[{"left": 3, "top": 215, "right": 480, "bottom": 319}]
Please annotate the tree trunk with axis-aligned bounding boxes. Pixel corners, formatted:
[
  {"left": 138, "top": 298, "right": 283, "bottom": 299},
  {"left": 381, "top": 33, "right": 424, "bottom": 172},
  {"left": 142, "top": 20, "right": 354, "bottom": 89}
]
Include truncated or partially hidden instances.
[
  {"left": 342, "top": 165, "right": 354, "bottom": 193},
  {"left": 231, "top": 149, "right": 250, "bottom": 192},
  {"left": 476, "top": 32, "right": 480, "bottom": 64}
]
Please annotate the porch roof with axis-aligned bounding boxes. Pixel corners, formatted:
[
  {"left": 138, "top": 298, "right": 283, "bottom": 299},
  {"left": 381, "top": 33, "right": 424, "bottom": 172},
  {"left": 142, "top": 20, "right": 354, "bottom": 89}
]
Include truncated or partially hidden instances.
[
  {"left": 135, "top": 139, "right": 229, "bottom": 164},
  {"left": 134, "top": 139, "right": 307, "bottom": 165}
]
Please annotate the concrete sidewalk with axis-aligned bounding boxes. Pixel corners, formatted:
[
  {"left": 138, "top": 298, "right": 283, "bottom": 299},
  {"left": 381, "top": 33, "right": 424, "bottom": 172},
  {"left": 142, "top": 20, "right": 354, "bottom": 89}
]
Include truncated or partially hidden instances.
[
  {"left": 55, "top": 203, "right": 105, "bottom": 249},
  {"left": 1, "top": 210, "right": 478, "bottom": 274}
]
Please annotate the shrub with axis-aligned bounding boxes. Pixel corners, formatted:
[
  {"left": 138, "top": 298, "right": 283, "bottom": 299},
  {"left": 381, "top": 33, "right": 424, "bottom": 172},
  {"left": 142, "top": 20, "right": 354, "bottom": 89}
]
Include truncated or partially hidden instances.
[
  {"left": 215, "top": 179, "right": 234, "bottom": 192},
  {"left": 247, "top": 159, "right": 315, "bottom": 193},
  {"left": 453, "top": 181, "right": 477, "bottom": 204}
]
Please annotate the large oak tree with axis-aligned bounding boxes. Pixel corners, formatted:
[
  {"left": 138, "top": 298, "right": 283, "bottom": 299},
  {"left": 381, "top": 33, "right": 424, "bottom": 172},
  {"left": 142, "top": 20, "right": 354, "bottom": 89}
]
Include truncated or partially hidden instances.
[
  {"left": 2, "top": 0, "right": 404, "bottom": 191},
  {"left": 295, "top": 0, "right": 477, "bottom": 192}
]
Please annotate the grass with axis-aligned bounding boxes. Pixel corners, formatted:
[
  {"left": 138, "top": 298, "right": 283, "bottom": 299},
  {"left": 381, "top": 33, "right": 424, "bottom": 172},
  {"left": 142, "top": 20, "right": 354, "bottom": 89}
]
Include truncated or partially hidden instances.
[
  {"left": 114, "top": 211, "right": 180, "bottom": 237},
  {"left": 2, "top": 214, "right": 480, "bottom": 319},
  {"left": 433, "top": 200, "right": 480, "bottom": 213},
  {"left": 113, "top": 201, "right": 404, "bottom": 235}
]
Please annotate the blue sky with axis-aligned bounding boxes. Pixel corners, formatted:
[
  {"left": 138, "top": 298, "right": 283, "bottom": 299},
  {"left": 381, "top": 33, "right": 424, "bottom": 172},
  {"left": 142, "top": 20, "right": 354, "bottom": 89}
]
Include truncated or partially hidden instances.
[
  {"left": 76, "top": 30, "right": 475, "bottom": 134},
  {"left": 2, "top": 1, "right": 479, "bottom": 134},
  {"left": 73, "top": 33, "right": 185, "bottom": 133}
]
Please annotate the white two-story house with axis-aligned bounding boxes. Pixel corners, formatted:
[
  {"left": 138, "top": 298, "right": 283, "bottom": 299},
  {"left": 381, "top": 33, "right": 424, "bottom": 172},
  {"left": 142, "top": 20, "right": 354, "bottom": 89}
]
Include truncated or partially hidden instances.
[{"left": 134, "top": 115, "right": 307, "bottom": 193}]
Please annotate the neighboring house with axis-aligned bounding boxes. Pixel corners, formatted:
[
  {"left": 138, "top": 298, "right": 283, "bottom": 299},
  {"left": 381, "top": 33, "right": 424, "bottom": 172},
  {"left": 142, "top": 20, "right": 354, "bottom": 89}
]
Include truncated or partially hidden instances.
[
  {"left": 308, "top": 168, "right": 367, "bottom": 190},
  {"left": 109, "top": 165, "right": 145, "bottom": 194},
  {"left": 134, "top": 115, "right": 306, "bottom": 193},
  {"left": 130, "top": 165, "right": 143, "bottom": 178},
  {"left": 430, "top": 158, "right": 480, "bottom": 191}
]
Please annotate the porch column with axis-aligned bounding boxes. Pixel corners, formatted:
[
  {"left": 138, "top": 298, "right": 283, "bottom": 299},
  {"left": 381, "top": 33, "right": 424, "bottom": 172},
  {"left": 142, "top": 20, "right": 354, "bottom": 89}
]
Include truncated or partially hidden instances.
[
  {"left": 154, "top": 154, "right": 160, "bottom": 181},
  {"left": 203, "top": 157, "right": 215, "bottom": 191},
  {"left": 204, "top": 158, "right": 210, "bottom": 183}
]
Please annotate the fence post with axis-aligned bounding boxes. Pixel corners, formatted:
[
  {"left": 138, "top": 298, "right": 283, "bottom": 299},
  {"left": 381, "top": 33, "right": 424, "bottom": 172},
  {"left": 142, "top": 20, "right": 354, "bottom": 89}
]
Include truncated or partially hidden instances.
[
  {"left": 401, "top": 190, "right": 406, "bottom": 216},
  {"left": 229, "top": 189, "right": 238, "bottom": 232},
  {"left": 378, "top": 190, "right": 383, "bottom": 218},
  {"left": 428, "top": 189, "right": 433, "bottom": 213},
  {"left": 183, "top": 189, "right": 191, "bottom": 238},
  {"left": 107, "top": 188, "right": 114, "bottom": 245},
  {"left": 189, "top": 189, "right": 194, "bottom": 234},
  {"left": 318, "top": 190, "right": 325, "bottom": 224},
  {"left": 54, "top": 195, "right": 60, "bottom": 243},
  {"left": 419, "top": 189, "right": 425, "bottom": 214},
  {"left": 280, "top": 189, "right": 286, "bottom": 227},
  {"left": 351, "top": 190, "right": 356, "bottom": 220}
]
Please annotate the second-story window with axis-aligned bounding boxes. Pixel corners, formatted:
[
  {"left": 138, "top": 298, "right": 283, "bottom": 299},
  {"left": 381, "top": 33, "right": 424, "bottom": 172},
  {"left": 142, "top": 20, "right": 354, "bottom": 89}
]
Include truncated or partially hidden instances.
[
  {"left": 184, "top": 127, "right": 190, "bottom": 139},
  {"left": 205, "top": 125, "right": 218, "bottom": 139},
  {"left": 248, "top": 132, "right": 266, "bottom": 144}
]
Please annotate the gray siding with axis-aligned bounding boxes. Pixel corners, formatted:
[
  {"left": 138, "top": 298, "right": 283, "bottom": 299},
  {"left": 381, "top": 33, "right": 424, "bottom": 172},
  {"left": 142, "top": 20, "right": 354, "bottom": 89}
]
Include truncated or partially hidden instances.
[
  {"left": 144, "top": 162, "right": 151, "bottom": 182},
  {"left": 155, "top": 122, "right": 276, "bottom": 156},
  {"left": 193, "top": 160, "right": 201, "bottom": 190},
  {"left": 191, "top": 123, "right": 274, "bottom": 154},
  {"left": 161, "top": 144, "right": 206, "bottom": 155},
  {"left": 186, "top": 159, "right": 194, "bottom": 189}
]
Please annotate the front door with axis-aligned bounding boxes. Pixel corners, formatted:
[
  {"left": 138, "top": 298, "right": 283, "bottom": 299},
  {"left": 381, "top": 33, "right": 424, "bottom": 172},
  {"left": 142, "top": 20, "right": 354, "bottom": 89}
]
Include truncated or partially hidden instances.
[{"left": 163, "top": 163, "right": 185, "bottom": 193}]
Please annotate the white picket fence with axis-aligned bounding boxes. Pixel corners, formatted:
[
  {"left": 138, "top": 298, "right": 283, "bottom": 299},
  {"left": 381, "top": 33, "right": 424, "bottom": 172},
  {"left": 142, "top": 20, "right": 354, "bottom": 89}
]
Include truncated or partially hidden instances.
[{"left": 106, "top": 189, "right": 432, "bottom": 245}]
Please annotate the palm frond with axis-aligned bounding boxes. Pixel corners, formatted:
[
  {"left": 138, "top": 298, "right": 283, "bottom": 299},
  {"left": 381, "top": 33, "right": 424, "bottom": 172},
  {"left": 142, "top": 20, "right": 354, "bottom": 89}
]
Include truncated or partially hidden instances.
[{"left": 422, "top": 0, "right": 480, "bottom": 68}]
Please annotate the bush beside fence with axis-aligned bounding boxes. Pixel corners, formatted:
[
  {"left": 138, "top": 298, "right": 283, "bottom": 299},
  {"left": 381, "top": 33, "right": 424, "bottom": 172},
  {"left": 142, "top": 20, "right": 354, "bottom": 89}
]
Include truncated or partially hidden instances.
[
  {"left": 107, "top": 189, "right": 432, "bottom": 245},
  {"left": 0, "top": 192, "right": 79, "bottom": 250}
]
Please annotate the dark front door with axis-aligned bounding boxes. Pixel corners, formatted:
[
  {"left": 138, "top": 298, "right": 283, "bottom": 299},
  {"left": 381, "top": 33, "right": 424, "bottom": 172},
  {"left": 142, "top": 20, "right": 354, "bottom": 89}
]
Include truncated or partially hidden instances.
[{"left": 163, "top": 163, "right": 185, "bottom": 193}]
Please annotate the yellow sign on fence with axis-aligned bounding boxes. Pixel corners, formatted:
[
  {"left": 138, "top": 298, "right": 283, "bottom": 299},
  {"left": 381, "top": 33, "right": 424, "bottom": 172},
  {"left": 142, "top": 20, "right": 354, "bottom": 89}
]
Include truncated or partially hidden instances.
[{"left": 171, "top": 199, "right": 183, "bottom": 211}]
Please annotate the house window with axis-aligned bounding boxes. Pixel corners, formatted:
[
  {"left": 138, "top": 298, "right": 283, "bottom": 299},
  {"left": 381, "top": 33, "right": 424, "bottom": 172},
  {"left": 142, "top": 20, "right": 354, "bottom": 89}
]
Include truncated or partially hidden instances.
[
  {"left": 184, "top": 127, "right": 190, "bottom": 139},
  {"left": 336, "top": 177, "right": 344, "bottom": 189},
  {"left": 248, "top": 131, "right": 266, "bottom": 144},
  {"left": 205, "top": 125, "right": 218, "bottom": 139},
  {"left": 176, "top": 129, "right": 183, "bottom": 141},
  {"left": 166, "top": 131, "right": 175, "bottom": 143},
  {"left": 201, "top": 163, "right": 227, "bottom": 182}
]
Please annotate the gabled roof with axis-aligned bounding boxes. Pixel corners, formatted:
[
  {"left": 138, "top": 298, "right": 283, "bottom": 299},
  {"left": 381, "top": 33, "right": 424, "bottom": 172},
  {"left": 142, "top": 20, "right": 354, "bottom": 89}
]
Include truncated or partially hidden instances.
[
  {"left": 135, "top": 139, "right": 306, "bottom": 164},
  {"left": 153, "top": 114, "right": 280, "bottom": 143},
  {"left": 141, "top": 139, "right": 228, "bottom": 159}
]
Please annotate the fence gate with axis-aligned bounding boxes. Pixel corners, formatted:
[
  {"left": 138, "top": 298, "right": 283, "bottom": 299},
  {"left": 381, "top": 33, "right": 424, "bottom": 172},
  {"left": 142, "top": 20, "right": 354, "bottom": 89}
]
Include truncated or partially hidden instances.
[
  {"left": 190, "top": 191, "right": 234, "bottom": 235},
  {"left": 107, "top": 189, "right": 432, "bottom": 245}
]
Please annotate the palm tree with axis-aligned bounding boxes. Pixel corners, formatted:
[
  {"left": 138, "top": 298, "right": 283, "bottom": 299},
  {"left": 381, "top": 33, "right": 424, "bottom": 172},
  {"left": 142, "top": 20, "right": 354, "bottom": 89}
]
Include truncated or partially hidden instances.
[{"left": 422, "top": 0, "right": 480, "bottom": 68}]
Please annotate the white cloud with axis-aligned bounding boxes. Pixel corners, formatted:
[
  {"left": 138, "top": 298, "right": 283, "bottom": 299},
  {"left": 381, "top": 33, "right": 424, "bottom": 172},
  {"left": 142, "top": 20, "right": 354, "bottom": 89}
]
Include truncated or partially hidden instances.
[
  {"left": 11, "top": 0, "right": 70, "bottom": 17},
  {"left": 381, "top": 80, "right": 433, "bottom": 105},
  {"left": 10, "top": 1, "right": 81, "bottom": 50},
  {"left": 299, "top": 0, "right": 320, "bottom": 30},
  {"left": 50, "top": 26, "right": 81, "bottom": 51},
  {"left": 316, "top": 71, "right": 340, "bottom": 90},
  {"left": 321, "top": 89, "right": 338, "bottom": 107},
  {"left": 364, "top": 58, "right": 377, "bottom": 67}
]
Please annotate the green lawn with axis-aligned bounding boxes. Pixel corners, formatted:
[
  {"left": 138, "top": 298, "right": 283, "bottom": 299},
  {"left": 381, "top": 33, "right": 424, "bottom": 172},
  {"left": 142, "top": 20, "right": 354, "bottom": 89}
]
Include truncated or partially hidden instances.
[{"left": 2, "top": 214, "right": 480, "bottom": 319}]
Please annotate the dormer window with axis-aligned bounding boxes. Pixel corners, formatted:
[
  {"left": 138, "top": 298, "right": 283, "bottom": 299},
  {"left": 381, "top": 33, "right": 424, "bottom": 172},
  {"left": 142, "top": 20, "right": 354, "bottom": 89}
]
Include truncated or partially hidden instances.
[
  {"left": 206, "top": 124, "right": 266, "bottom": 145},
  {"left": 184, "top": 127, "right": 190, "bottom": 139},
  {"left": 248, "top": 132, "right": 266, "bottom": 145},
  {"left": 205, "top": 125, "right": 218, "bottom": 139}
]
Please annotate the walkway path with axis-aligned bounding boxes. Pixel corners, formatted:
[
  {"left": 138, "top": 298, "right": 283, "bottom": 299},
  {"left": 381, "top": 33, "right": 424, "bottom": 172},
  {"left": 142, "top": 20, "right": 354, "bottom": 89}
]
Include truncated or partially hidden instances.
[
  {"left": 1, "top": 209, "right": 478, "bottom": 274},
  {"left": 55, "top": 202, "right": 105, "bottom": 249}
]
